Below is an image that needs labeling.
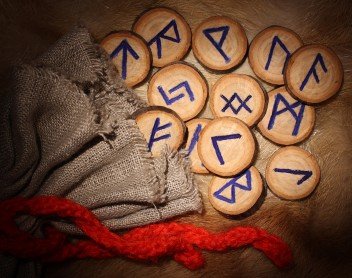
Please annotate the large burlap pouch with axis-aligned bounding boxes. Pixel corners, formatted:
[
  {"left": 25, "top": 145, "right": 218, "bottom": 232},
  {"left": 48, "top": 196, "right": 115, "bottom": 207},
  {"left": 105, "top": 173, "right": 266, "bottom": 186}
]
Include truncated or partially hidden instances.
[{"left": 0, "top": 26, "right": 202, "bottom": 277}]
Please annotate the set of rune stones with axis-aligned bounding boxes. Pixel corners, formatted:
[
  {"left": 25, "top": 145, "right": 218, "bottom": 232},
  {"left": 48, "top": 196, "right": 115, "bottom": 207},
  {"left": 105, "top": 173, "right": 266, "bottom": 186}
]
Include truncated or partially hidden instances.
[{"left": 101, "top": 7, "right": 343, "bottom": 215}]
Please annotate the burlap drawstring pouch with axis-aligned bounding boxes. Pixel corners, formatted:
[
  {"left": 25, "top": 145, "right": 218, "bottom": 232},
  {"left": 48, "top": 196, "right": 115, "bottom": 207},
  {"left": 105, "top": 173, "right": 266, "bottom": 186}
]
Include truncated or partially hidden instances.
[{"left": 0, "top": 26, "right": 202, "bottom": 277}]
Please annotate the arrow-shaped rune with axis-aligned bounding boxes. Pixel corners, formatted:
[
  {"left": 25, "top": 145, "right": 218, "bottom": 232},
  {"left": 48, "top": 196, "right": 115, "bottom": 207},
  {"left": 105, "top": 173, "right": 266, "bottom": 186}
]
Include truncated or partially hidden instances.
[
  {"left": 110, "top": 39, "right": 140, "bottom": 80},
  {"left": 274, "top": 168, "right": 313, "bottom": 185},
  {"left": 211, "top": 134, "right": 242, "bottom": 165}
]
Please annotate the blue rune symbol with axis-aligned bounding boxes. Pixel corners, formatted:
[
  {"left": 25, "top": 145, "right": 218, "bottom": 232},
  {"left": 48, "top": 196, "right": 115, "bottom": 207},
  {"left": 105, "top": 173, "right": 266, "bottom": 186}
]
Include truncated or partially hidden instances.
[
  {"left": 211, "top": 134, "right": 242, "bottom": 165},
  {"left": 148, "top": 19, "right": 181, "bottom": 59},
  {"left": 110, "top": 39, "right": 140, "bottom": 80},
  {"left": 203, "top": 26, "right": 230, "bottom": 63},
  {"left": 148, "top": 117, "right": 172, "bottom": 151},
  {"left": 300, "top": 53, "right": 328, "bottom": 91},
  {"left": 265, "top": 36, "right": 291, "bottom": 74},
  {"left": 214, "top": 169, "right": 252, "bottom": 204},
  {"left": 274, "top": 168, "right": 313, "bottom": 185},
  {"left": 187, "top": 124, "right": 203, "bottom": 156},
  {"left": 268, "top": 93, "right": 305, "bottom": 136},
  {"left": 157, "top": 81, "right": 195, "bottom": 106},
  {"left": 221, "top": 93, "right": 252, "bottom": 115}
]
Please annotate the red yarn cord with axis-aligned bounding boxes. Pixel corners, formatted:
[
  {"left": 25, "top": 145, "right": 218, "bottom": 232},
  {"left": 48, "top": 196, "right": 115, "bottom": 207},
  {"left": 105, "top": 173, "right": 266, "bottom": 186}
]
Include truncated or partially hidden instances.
[{"left": 0, "top": 196, "right": 293, "bottom": 270}]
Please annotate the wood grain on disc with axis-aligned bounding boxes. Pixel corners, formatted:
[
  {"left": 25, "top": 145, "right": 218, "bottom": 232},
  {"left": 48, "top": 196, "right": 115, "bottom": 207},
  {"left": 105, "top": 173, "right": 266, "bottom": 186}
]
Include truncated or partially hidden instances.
[
  {"left": 249, "top": 26, "right": 303, "bottom": 85},
  {"left": 284, "top": 44, "right": 343, "bottom": 103},
  {"left": 198, "top": 117, "right": 255, "bottom": 177},
  {"left": 209, "top": 166, "right": 263, "bottom": 215},
  {"left": 147, "top": 63, "right": 208, "bottom": 121},
  {"left": 132, "top": 106, "right": 186, "bottom": 157},
  {"left": 100, "top": 31, "right": 151, "bottom": 87},
  {"left": 257, "top": 87, "right": 315, "bottom": 145},
  {"left": 266, "top": 146, "right": 320, "bottom": 200},
  {"left": 210, "top": 73, "right": 266, "bottom": 126},
  {"left": 185, "top": 118, "right": 211, "bottom": 174},
  {"left": 192, "top": 16, "right": 248, "bottom": 71},
  {"left": 133, "top": 7, "right": 191, "bottom": 67}
]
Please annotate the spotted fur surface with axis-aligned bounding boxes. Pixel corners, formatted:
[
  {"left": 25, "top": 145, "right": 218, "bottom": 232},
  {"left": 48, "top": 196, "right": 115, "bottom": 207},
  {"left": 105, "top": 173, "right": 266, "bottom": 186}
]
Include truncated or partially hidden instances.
[{"left": 0, "top": 0, "right": 351, "bottom": 277}]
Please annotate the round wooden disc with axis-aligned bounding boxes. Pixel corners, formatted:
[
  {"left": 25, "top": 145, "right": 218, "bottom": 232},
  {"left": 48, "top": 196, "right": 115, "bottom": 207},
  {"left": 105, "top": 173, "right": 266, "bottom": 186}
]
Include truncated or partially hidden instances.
[
  {"left": 185, "top": 118, "right": 211, "bottom": 174},
  {"left": 198, "top": 117, "right": 256, "bottom": 177},
  {"left": 192, "top": 16, "right": 248, "bottom": 71},
  {"left": 249, "top": 26, "right": 303, "bottom": 85},
  {"left": 147, "top": 63, "right": 208, "bottom": 121},
  {"left": 284, "top": 44, "right": 343, "bottom": 103},
  {"left": 133, "top": 7, "right": 191, "bottom": 67},
  {"left": 257, "top": 87, "right": 315, "bottom": 145},
  {"left": 100, "top": 31, "right": 151, "bottom": 87},
  {"left": 132, "top": 106, "right": 186, "bottom": 157},
  {"left": 210, "top": 73, "right": 266, "bottom": 126},
  {"left": 266, "top": 146, "right": 320, "bottom": 200},
  {"left": 209, "top": 166, "right": 263, "bottom": 215}
]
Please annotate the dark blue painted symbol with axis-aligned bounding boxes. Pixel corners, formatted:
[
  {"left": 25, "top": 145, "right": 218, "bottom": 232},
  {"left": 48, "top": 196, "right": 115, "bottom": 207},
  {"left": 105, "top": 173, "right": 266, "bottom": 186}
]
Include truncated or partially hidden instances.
[
  {"left": 268, "top": 93, "right": 305, "bottom": 136},
  {"left": 214, "top": 169, "right": 252, "bottom": 203},
  {"left": 187, "top": 124, "right": 202, "bottom": 156},
  {"left": 110, "top": 39, "right": 140, "bottom": 80},
  {"left": 274, "top": 168, "right": 313, "bottom": 185},
  {"left": 203, "top": 26, "right": 230, "bottom": 63},
  {"left": 300, "top": 53, "right": 328, "bottom": 91},
  {"left": 221, "top": 93, "right": 252, "bottom": 114},
  {"left": 157, "top": 81, "right": 195, "bottom": 105},
  {"left": 265, "top": 36, "right": 291, "bottom": 74},
  {"left": 148, "top": 19, "right": 181, "bottom": 59},
  {"left": 148, "top": 117, "right": 172, "bottom": 151},
  {"left": 211, "top": 134, "right": 242, "bottom": 165}
]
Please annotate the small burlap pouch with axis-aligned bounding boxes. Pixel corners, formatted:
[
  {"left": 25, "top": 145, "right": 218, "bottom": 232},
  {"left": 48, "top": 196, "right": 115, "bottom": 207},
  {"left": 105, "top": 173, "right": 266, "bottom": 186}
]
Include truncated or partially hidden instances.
[{"left": 0, "top": 26, "right": 202, "bottom": 277}]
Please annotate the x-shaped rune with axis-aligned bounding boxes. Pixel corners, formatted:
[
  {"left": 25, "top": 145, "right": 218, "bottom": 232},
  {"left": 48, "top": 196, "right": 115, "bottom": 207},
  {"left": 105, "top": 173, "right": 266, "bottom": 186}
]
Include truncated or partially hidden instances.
[{"left": 221, "top": 93, "right": 252, "bottom": 114}]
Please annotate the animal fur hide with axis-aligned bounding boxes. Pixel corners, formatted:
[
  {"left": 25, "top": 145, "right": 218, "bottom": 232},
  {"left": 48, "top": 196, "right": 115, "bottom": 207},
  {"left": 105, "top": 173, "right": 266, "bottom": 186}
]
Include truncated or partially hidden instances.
[{"left": 0, "top": 0, "right": 351, "bottom": 277}]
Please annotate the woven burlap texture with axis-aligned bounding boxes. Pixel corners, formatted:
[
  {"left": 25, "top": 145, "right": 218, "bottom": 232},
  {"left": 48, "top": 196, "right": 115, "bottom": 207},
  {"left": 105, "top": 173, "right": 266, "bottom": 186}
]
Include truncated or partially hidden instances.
[{"left": 0, "top": 26, "right": 202, "bottom": 277}]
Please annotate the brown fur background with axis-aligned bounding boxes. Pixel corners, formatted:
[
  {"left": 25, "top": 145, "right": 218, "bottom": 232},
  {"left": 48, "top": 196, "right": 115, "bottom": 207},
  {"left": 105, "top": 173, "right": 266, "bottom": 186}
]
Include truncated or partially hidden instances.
[{"left": 1, "top": 0, "right": 351, "bottom": 277}]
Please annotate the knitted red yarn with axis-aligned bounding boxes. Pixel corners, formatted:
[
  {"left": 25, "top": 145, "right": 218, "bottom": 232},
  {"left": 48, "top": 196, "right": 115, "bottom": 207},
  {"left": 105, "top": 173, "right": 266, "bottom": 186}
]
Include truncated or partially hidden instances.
[{"left": 0, "top": 196, "right": 293, "bottom": 270}]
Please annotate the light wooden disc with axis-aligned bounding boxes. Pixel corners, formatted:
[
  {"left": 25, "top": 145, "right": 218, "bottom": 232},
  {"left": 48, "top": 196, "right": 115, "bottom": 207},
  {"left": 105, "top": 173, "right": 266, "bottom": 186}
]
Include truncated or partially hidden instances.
[
  {"left": 132, "top": 106, "right": 186, "bottom": 157},
  {"left": 100, "top": 31, "right": 151, "bottom": 87},
  {"left": 249, "top": 26, "right": 303, "bottom": 85},
  {"left": 198, "top": 117, "right": 256, "bottom": 177},
  {"left": 266, "top": 146, "right": 320, "bottom": 200},
  {"left": 133, "top": 7, "right": 191, "bottom": 67},
  {"left": 257, "top": 87, "right": 315, "bottom": 145},
  {"left": 284, "top": 44, "right": 343, "bottom": 103},
  {"left": 185, "top": 118, "right": 211, "bottom": 174},
  {"left": 209, "top": 166, "right": 263, "bottom": 215},
  {"left": 192, "top": 16, "right": 248, "bottom": 71},
  {"left": 210, "top": 73, "right": 266, "bottom": 126},
  {"left": 147, "top": 63, "right": 208, "bottom": 121}
]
